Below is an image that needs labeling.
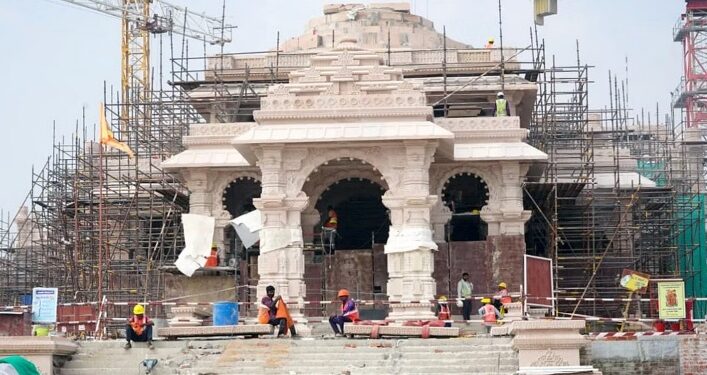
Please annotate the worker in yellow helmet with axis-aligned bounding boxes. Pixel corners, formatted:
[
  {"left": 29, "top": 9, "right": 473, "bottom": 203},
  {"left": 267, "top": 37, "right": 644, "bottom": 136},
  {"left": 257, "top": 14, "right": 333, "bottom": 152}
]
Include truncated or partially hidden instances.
[
  {"left": 478, "top": 297, "right": 501, "bottom": 333},
  {"left": 485, "top": 37, "right": 495, "bottom": 48},
  {"left": 322, "top": 205, "right": 338, "bottom": 254},
  {"left": 125, "top": 304, "right": 154, "bottom": 349},
  {"left": 493, "top": 282, "right": 512, "bottom": 317}
]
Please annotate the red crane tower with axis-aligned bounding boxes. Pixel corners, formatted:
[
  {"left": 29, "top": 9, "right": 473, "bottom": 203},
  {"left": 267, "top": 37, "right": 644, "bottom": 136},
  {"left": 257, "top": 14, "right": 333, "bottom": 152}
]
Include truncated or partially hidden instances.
[{"left": 674, "top": 0, "right": 707, "bottom": 128}]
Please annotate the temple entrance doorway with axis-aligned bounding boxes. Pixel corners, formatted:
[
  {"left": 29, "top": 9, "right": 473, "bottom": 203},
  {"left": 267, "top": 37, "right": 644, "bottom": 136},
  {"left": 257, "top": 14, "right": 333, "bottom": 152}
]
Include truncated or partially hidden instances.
[{"left": 315, "top": 178, "right": 389, "bottom": 251}]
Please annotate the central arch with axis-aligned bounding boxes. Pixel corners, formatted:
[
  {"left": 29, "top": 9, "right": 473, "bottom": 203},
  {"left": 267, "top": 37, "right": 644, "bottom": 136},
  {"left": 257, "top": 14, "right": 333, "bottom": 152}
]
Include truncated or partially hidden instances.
[{"left": 315, "top": 178, "right": 389, "bottom": 250}]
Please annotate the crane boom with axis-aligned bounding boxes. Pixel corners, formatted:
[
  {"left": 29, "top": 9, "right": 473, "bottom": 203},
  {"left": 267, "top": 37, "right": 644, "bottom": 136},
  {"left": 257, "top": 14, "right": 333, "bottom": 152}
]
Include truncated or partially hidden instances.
[
  {"left": 55, "top": 0, "right": 233, "bottom": 131},
  {"left": 57, "top": 0, "right": 232, "bottom": 44}
]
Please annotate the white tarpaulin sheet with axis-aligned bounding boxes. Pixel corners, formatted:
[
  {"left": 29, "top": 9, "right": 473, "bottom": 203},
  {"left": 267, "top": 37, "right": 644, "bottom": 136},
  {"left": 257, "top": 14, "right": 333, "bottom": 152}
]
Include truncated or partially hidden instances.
[
  {"left": 230, "top": 210, "right": 262, "bottom": 248},
  {"left": 384, "top": 227, "right": 438, "bottom": 254},
  {"left": 260, "top": 228, "right": 303, "bottom": 254},
  {"left": 175, "top": 214, "right": 215, "bottom": 277}
]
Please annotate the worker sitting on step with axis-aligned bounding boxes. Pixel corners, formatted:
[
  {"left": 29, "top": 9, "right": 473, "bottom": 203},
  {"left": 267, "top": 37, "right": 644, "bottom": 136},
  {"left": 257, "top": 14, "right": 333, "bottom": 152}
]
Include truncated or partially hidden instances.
[
  {"left": 259, "top": 285, "right": 297, "bottom": 337},
  {"left": 493, "top": 282, "right": 512, "bottom": 318},
  {"left": 478, "top": 297, "right": 501, "bottom": 334},
  {"left": 435, "top": 295, "right": 452, "bottom": 327},
  {"left": 329, "top": 289, "right": 359, "bottom": 337},
  {"left": 124, "top": 304, "right": 154, "bottom": 349}
]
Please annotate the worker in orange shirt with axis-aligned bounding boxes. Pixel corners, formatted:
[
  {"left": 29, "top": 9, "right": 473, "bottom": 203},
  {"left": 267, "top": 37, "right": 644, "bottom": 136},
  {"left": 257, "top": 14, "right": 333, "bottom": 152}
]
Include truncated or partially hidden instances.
[
  {"left": 124, "top": 304, "right": 154, "bottom": 349},
  {"left": 258, "top": 285, "right": 297, "bottom": 337},
  {"left": 329, "top": 289, "right": 359, "bottom": 336}
]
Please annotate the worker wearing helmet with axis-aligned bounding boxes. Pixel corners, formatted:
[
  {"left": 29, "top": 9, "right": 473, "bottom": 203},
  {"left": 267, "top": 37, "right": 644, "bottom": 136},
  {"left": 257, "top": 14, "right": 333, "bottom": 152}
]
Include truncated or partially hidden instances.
[
  {"left": 494, "top": 92, "right": 511, "bottom": 117},
  {"left": 485, "top": 37, "right": 495, "bottom": 48},
  {"left": 493, "top": 282, "right": 512, "bottom": 316},
  {"left": 328, "top": 289, "right": 359, "bottom": 336},
  {"left": 435, "top": 295, "right": 451, "bottom": 327},
  {"left": 125, "top": 304, "right": 154, "bottom": 349},
  {"left": 322, "top": 206, "right": 338, "bottom": 254},
  {"left": 479, "top": 297, "right": 501, "bottom": 333},
  {"left": 478, "top": 297, "right": 501, "bottom": 333}
]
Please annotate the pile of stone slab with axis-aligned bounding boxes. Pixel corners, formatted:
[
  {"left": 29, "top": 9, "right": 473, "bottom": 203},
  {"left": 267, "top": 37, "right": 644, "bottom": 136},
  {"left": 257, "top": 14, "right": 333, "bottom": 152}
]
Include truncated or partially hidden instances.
[
  {"left": 344, "top": 323, "right": 459, "bottom": 339},
  {"left": 157, "top": 305, "right": 274, "bottom": 339}
]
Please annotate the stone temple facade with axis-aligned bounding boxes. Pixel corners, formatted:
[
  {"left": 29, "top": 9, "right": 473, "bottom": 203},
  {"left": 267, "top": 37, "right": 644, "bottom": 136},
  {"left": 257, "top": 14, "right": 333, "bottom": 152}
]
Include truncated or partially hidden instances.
[{"left": 163, "top": 3, "right": 546, "bottom": 321}]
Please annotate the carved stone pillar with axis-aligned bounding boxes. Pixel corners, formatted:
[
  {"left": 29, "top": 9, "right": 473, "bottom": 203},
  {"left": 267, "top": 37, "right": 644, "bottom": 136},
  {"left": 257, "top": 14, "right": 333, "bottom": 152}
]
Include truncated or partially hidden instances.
[
  {"left": 253, "top": 145, "right": 309, "bottom": 320},
  {"left": 384, "top": 141, "right": 438, "bottom": 321},
  {"left": 184, "top": 170, "right": 213, "bottom": 216},
  {"left": 480, "top": 161, "right": 531, "bottom": 288}
]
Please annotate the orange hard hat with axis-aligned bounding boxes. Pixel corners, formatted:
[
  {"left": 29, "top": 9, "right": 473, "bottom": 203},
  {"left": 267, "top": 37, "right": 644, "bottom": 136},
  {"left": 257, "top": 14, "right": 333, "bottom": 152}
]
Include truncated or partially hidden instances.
[{"left": 337, "top": 289, "right": 350, "bottom": 298}]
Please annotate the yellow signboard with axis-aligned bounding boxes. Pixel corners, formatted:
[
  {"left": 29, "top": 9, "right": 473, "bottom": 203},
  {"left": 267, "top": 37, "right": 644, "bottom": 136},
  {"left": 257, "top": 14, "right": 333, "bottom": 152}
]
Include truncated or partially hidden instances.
[
  {"left": 657, "top": 281, "right": 686, "bottom": 320},
  {"left": 620, "top": 269, "right": 650, "bottom": 293}
]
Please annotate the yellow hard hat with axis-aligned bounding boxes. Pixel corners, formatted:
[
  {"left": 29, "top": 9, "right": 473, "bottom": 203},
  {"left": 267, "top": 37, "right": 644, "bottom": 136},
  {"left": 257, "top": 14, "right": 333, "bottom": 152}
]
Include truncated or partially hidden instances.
[
  {"left": 133, "top": 304, "right": 145, "bottom": 315},
  {"left": 488, "top": 37, "right": 494, "bottom": 43},
  {"left": 438, "top": 295, "right": 448, "bottom": 302},
  {"left": 481, "top": 297, "right": 491, "bottom": 304},
  {"left": 498, "top": 282, "right": 507, "bottom": 289}
]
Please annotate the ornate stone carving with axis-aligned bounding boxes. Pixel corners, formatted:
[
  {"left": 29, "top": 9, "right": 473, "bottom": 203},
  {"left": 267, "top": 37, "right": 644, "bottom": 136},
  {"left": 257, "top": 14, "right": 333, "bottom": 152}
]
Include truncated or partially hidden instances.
[
  {"left": 530, "top": 349, "right": 570, "bottom": 367},
  {"left": 255, "top": 40, "right": 431, "bottom": 124},
  {"left": 189, "top": 122, "right": 257, "bottom": 137}
]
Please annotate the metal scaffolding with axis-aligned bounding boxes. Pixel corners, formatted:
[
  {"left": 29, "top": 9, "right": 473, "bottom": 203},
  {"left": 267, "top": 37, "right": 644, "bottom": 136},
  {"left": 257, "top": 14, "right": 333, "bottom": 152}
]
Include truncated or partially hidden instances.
[{"left": 0, "top": 20, "right": 703, "bottom": 329}]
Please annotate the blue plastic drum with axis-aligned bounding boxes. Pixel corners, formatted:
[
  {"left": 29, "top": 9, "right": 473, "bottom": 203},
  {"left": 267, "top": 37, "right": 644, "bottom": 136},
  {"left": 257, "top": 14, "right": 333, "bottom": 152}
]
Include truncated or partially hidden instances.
[{"left": 212, "top": 301, "right": 239, "bottom": 326}]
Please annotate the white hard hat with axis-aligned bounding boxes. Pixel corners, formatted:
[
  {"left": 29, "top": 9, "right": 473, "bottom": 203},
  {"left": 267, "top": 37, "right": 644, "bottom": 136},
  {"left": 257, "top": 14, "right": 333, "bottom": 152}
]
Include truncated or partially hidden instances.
[{"left": 497, "top": 92, "right": 504, "bottom": 97}]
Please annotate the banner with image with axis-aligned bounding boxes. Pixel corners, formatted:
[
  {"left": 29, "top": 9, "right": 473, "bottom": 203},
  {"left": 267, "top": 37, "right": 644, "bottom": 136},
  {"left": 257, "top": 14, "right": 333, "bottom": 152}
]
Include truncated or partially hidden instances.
[{"left": 657, "top": 281, "right": 686, "bottom": 320}]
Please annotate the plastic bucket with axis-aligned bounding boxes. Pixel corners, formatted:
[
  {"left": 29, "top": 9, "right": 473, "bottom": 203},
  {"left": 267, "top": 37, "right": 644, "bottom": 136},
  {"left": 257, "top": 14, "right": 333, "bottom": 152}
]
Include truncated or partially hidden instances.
[{"left": 213, "top": 301, "right": 239, "bottom": 326}]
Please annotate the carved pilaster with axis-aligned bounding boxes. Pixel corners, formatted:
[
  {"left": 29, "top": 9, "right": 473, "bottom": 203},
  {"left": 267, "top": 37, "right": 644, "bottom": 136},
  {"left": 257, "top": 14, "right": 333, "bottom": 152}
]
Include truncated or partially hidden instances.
[
  {"left": 383, "top": 141, "right": 439, "bottom": 320},
  {"left": 253, "top": 172, "right": 309, "bottom": 320},
  {"left": 480, "top": 162, "right": 532, "bottom": 236},
  {"left": 184, "top": 169, "right": 213, "bottom": 216}
]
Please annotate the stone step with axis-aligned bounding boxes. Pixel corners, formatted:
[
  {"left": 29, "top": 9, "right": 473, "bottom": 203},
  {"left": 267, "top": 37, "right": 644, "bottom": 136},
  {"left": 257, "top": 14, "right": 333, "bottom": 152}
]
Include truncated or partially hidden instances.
[{"left": 398, "top": 357, "right": 517, "bottom": 367}]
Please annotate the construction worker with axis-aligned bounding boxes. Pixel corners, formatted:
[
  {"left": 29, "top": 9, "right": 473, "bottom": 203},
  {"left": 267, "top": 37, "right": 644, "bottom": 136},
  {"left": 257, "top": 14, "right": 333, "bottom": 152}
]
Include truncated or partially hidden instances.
[
  {"left": 457, "top": 272, "right": 474, "bottom": 321},
  {"left": 329, "top": 289, "right": 359, "bottom": 336},
  {"left": 478, "top": 297, "right": 501, "bottom": 334},
  {"left": 124, "top": 304, "right": 154, "bottom": 349},
  {"left": 485, "top": 37, "right": 495, "bottom": 48},
  {"left": 493, "top": 281, "right": 512, "bottom": 317},
  {"left": 322, "top": 205, "right": 338, "bottom": 253},
  {"left": 259, "top": 285, "right": 297, "bottom": 337},
  {"left": 494, "top": 92, "right": 511, "bottom": 116},
  {"left": 435, "top": 295, "right": 452, "bottom": 327}
]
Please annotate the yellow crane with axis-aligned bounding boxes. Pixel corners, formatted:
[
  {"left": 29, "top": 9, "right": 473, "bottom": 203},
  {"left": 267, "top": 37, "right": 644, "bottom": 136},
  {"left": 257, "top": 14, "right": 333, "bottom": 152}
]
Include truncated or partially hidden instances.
[{"left": 57, "top": 0, "right": 233, "bottom": 127}]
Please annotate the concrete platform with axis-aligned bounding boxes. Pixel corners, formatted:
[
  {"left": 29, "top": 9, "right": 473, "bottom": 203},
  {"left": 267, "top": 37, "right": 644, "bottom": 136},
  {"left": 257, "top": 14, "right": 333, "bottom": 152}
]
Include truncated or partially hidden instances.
[{"left": 157, "top": 324, "right": 273, "bottom": 339}]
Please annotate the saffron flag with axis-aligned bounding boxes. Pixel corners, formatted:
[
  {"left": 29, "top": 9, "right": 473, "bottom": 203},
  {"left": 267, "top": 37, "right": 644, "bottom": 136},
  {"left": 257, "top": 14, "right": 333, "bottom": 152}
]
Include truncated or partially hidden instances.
[{"left": 99, "top": 103, "right": 134, "bottom": 158}]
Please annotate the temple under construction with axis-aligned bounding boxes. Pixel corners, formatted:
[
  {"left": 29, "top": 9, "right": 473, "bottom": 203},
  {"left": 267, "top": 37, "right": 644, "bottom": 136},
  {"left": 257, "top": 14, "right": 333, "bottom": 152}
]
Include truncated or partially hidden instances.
[{"left": 1, "top": 2, "right": 706, "bottom": 333}]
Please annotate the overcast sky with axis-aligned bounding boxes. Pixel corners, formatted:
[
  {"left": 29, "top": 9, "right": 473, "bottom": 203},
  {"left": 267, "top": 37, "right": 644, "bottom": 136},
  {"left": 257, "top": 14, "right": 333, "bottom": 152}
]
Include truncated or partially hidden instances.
[{"left": 0, "top": 0, "right": 684, "bottom": 219}]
